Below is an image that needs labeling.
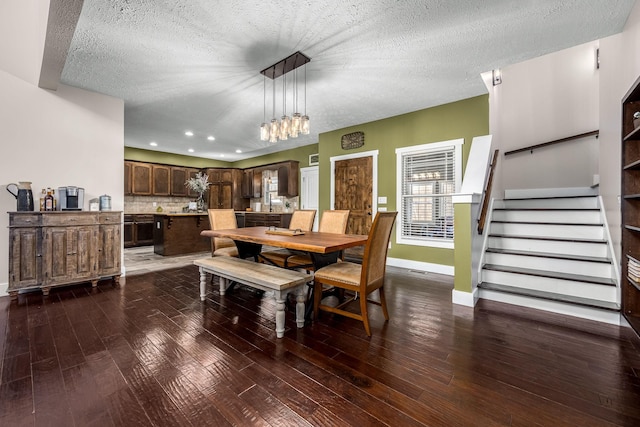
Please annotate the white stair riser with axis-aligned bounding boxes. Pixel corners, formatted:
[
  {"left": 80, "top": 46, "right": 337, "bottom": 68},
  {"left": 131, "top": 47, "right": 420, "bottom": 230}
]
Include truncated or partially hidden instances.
[
  {"left": 499, "top": 197, "right": 599, "bottom": 210},
  {"left": 484, "top": 253, "right": 613, "bottom": 278},
  {"left": 490, "top": 222, "right": 604, "bottom": 239},
  {"left": 481, "top": 270, "right": 617, "bottom": 302},
  {"left": 487, "top": 237, "right": 608, "bottom": 258},
  {"left": 478, "top": 290, "right": 622, "bottom": 325},
  {"left": 491, "top": 210, "right": 601, "bottom": 224}
]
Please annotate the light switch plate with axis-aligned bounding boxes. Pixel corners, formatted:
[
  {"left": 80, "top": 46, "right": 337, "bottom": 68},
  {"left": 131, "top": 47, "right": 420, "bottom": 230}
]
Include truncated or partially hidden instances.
[
  {"left": 378, "top": 196, "right": 387, "bottom": 204},
  {"left": 378, "top": 207, "right": 387, "bottom": 212}
]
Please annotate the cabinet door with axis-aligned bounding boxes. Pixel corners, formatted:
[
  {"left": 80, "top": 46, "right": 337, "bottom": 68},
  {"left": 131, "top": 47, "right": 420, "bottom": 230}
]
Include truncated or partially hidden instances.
[
  {"left": 43, "top": 226, "right": 97, "bottom": 285},
  {"left": 98, "top": 223, "right": 121, "bottom": 276},
  {"left": 153, "top": 165, "right": 171, "bottom": 196},
  {"left": 278, "top": 161, "right": 299, "bottom": 197},
  {"left": 207, "top": 168, "right": 221, "bottom": 183},
  {"left": 131, "top": 162, "right": 152, "bottom": 195},
  {"left": 171, "top": 167, "right": 188, "bottom": 196},
  {"left": 209, "top": 183, "right": 221, "bottom": 209},
  {"left": 124, "top": 161, "right": 132, "bottom": 195},
  {"left": 220, "top": 169, "right": 234, "bottom": 183},
  {"left": 242, "top": 169, "right": 253, "bottom": 198},
  {"left": 8, "top": 227, "right": 41, "bottom": 291},
  {"left": 187, "top": 168, "right": 201, "bottom": 198},
  {"left": 220, "top": 182, "right": 233, "bottom": 209},
  {"left": 252, "top": 170, "right": 262, "bottom": 198}
]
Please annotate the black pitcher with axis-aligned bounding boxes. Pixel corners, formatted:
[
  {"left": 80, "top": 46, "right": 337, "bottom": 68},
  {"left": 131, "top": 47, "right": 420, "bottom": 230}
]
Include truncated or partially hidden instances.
[{"left": 6, "top": 182, "right": 34, "bottom": 211}]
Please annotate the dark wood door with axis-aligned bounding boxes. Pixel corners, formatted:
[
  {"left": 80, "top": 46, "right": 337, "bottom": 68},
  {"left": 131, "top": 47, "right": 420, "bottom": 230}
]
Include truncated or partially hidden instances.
[{"left": 334, "top": 156, "right": 373, "bottom": 258}]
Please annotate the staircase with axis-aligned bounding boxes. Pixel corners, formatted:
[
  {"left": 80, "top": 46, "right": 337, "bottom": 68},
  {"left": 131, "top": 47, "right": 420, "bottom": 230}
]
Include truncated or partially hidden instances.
[{"left": 478, "top": 189, "right": 621, "bottom": 324}]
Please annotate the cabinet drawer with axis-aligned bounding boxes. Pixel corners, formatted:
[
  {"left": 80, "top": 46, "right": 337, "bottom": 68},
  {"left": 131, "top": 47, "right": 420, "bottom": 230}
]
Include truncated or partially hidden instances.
[
  {"left": 100, "top": 212, "right": 122, "bottom": 224},
  {"left": 10, "top": 214, "right": 41, "bottom": 227},
  {"left": 42, "top": 213, "right": 99, "bottom": 226}
]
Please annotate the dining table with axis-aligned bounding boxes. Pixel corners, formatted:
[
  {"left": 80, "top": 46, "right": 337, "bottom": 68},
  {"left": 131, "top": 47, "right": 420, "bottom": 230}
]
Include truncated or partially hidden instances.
[{"left": 200, "top": 226, "right": 368, "bottom": 270}]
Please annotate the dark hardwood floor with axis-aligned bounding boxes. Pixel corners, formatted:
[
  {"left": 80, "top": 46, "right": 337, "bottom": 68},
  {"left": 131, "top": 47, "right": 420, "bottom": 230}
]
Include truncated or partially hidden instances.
[{"left": 1, "top": 265, "right": 640, "bottom": 426}]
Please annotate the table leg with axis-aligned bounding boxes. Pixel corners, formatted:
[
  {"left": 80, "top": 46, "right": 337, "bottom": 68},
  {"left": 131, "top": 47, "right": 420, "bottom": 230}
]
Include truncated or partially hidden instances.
[
  {"left": 234, "top": 240, "right": 263, "bottom": 261},
  {"left": 219, "top": 276, "right": 228, "bottom": 295}
]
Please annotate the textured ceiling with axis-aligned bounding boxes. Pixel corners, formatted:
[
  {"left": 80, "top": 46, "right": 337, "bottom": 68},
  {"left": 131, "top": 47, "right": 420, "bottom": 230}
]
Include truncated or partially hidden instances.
[{"left": 60, "top": 0, "right": 635, "bottom": 161}]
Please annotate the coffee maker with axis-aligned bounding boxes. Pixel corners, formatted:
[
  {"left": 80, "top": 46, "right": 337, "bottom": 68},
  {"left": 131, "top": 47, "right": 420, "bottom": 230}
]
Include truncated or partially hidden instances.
[{"left": 58, "top": 186, "right": 84, "bottom": 211}]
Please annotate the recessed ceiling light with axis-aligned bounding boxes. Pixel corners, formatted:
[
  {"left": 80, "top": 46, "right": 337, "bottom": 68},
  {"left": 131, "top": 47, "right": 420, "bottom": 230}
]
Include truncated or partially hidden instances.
[
  {"left": 185, "top": 131, "right": 194, "bottom": 136},
  {"left": 149, "top": 141, "right": 158, "bottom": 146},
  {"left": 188, "top": 148, "right": 194, "bottom": 153},
  {"left": 220, "top": 154, "right": 225, "bottom": 158},
  {"left": 207, "top": 135, "right": 215, "bottom": 141},
  {"left": 235, "top": 149, "right": 242, "bottom": 153}
]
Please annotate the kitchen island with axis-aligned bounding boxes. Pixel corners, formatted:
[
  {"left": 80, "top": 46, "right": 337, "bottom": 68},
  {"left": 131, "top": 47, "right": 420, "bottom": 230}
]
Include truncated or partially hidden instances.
[{"left": 153, "top": 212, "right": 211, "bottom": 256}]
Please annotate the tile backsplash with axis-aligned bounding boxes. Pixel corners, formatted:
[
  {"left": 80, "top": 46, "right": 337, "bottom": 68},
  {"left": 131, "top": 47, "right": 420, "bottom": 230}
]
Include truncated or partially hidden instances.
[{"left": 125, "top": 195, "right": 193, "bottom": 213}]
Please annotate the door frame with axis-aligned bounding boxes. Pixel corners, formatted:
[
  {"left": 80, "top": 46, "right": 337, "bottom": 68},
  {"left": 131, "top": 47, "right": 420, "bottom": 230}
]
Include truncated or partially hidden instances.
[{"left": 330, "top": 150, "right": 379, "bottom": 218}]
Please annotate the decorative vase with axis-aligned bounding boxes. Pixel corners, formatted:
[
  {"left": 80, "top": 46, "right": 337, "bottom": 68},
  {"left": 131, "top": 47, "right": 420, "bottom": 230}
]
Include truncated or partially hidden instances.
[{"left": 196, "top": 194, "right": 206, "bottom": 211}]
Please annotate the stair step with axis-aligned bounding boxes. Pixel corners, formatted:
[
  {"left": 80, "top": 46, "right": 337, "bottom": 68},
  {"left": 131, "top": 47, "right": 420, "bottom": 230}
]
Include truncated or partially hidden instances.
[
  {"left": 478, "top": 282, "right": 620, "bottom": 311},
  {"left": 482, "top": 264, "right": 616, "bottom": 286},
  {"left": 491, "top": 209, "right": 601, "bottom": 224},
  {"left": 488, "top": 233, "right": 606, "bottom": 244},
  {"left": 485, "top": 248, "right": 610, "bottom": 264},
  {"left": 487, "top": 235, "right": 608, "bottom": 258},
  {"left": 499, "top": 195, "right": 599, "bottom": 209},
  {"left": 489, "top": 222, "right": 604, "bottom": 240}
]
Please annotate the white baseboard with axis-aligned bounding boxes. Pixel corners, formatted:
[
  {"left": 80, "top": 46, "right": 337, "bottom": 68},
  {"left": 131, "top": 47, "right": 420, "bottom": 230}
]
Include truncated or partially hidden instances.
[
  {"left": 0, "top": 282, "right": 8, "bottom": 298},
  {"left": 452, "top": 288, "right": 478, "bottom": 307},
  {"left": 387, "top": 257, "right": 454, "bottom": 276}
]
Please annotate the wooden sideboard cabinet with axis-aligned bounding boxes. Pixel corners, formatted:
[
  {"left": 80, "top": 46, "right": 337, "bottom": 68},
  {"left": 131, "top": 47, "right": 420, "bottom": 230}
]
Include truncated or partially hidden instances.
[{"left": 8, "top": 211, "right": 122, "bottom": 299}]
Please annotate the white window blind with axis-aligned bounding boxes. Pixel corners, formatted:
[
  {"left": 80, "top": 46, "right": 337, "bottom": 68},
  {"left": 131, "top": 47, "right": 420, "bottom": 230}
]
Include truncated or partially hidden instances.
[{"left": 396, "top": 139, "right": 462, "bottom": 247}]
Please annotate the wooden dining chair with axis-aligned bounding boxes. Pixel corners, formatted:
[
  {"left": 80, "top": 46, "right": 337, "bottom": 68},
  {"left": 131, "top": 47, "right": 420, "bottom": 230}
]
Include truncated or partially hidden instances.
[
  {"left": 285, "top": 209, "right": 350, "bottom": 270},
  {"left": 259, "top": 209, "right": 316, "bottom": 267},
  {"left": 312, "top": 211, "right": 397, "bottom": 336},
  {"left": 207, "top": 209, "right": 239, "bottom": 258}
]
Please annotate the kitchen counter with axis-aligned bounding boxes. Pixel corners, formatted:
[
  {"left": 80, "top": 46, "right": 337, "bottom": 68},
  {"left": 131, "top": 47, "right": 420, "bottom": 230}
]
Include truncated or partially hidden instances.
[{"left": 153, "top": 213, "right": 210, "bottom": 256}]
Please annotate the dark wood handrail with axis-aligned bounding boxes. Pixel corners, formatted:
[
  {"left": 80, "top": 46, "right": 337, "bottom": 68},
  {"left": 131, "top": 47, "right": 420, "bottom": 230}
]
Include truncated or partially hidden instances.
[
  {"left": 477, "top": 149, "right": 499, "bottom": 235},
  {"left": 503, "top": 130, "right": 599, "bottom": 156}
]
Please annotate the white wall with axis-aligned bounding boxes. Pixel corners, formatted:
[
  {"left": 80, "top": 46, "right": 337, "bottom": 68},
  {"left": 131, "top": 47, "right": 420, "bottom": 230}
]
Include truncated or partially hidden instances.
[
  {"left": 0, "top": 1, "right": 125, "bottom": 295},
  {"left": 489, "top": 40, "right": 600, "bottom": 196}
]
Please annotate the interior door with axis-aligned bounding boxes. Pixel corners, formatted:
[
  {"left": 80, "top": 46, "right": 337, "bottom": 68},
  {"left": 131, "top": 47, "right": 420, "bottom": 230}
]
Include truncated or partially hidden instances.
[
  {"left": 334, "top": 156, "right": 373, "bottom": 257},
  {"left": 301, "top": 166, "right": 319, "bottom": 231}
]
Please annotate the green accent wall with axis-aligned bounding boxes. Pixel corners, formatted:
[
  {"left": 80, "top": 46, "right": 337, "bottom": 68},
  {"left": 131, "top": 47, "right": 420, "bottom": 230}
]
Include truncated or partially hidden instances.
[
  {"left": 124, "top": 144, "right": 319, "bottom": 170},
  {"left": 318, "top": 95, "right": 489, "bottom": 266},
  {"left": 454, "top": 203, "right": 473, "bottom": 292}
]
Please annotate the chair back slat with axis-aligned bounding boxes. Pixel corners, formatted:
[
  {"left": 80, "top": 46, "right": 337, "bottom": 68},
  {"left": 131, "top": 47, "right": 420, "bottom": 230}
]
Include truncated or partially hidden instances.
[
  {"left": 288, "top": 209, "right": 316, "bottom": 232},
  {"left": 361, "top": 212, "right": 397, "bottom": 290}
]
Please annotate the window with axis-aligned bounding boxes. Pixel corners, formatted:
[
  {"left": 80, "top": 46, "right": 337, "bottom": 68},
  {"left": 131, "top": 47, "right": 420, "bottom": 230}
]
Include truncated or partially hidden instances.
[{"left": 396, "top": 138, "right": 463, "bottom": 248}]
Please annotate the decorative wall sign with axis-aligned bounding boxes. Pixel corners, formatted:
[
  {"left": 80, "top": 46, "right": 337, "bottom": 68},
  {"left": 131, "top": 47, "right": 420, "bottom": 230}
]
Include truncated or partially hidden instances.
[
  {"left": 309, "top": 153, "right": 319, "bottom": 166},
  {"left": 341, "top": 131, "right": 364, "bottom": 150}
]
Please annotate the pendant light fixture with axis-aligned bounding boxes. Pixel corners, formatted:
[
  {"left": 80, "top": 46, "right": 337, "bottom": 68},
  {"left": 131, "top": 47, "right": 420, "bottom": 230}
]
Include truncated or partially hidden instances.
[
  {"left": 260, "top": 75, "right": 269, "bottom": 141},
  {"left": 259, "top": 51, "right": 310, "bottom": 143}
]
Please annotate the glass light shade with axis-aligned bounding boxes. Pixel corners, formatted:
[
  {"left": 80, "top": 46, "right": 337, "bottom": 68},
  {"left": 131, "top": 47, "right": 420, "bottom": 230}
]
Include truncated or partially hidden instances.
[
  {"left": 300, "top": 115, "right": 310, "bottom": 134},
  {"left": 290, "top": 112, "right": 301, "bottom": 137},
  {"left": 269, "top": 119, "right": 279, "bottom": 143},
  {"left": 260, "top": 122, "right": 270, "bottom": 141},
  {"left": 279, "top": 115, "right": 290, "bottom": 140}
]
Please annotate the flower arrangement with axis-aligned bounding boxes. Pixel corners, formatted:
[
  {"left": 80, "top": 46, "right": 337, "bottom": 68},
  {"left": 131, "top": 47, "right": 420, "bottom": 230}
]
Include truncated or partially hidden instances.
[{"left": 185, "top": 172, "right": 210, "bottom": 210}]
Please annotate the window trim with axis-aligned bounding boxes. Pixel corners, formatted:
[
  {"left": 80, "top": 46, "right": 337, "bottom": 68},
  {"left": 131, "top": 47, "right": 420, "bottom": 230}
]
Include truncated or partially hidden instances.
[{"left": 395, "top": 138, "right": 464, "bottom": 248}]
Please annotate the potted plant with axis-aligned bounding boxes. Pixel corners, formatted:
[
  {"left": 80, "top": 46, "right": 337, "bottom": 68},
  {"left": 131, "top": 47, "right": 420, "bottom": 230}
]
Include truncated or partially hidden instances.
[{"left": 185, "top": 172, "right": 210, "bottom": 211}]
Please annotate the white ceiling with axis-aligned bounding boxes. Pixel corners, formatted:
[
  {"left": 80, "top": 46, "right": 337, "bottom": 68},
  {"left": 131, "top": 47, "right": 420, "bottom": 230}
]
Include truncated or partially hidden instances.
[{"left": 59, "top": 0, "right": 635, "bottom": 161}]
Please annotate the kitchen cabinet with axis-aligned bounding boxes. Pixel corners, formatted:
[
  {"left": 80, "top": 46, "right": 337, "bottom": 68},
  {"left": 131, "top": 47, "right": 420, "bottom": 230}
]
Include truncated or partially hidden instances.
[
  {"left": 130, "top": 161, "right": 152, "bottom": 195},
  {"left": 124, "top": 161, "right": 132, "bottom": 195},
  {"left": 152, "top": 164, "right": 171, "bottom": 196},
  {"left": 7, "top": 212, "right": 122, "bottom": 299},
  {"left": 206, "top": 168, "right": 247, "bottom": 211},
  {"left": 124, "top": 214, "right": 154, "bottom": 247},
  {"left": 242, "top": 168, "right": 262, "bottom": 198},
  {"left": 277, "top": 160, "right": 299, "bottom": 197},
  {"left": 170, "top": 166, "right": 188, "bottom": 196},
  {"left": 186, "top": 168, "right": 201, "bottom": 198},
  {"left": 243, "top": 212, "right": 292, "bottom": 228}
]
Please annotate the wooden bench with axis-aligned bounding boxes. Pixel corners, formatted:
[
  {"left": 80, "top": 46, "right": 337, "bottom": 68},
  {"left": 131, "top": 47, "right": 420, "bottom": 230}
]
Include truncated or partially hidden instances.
[{"left": 194, "top": 256, "right": 311, "bottom": 338}]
